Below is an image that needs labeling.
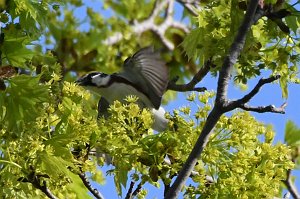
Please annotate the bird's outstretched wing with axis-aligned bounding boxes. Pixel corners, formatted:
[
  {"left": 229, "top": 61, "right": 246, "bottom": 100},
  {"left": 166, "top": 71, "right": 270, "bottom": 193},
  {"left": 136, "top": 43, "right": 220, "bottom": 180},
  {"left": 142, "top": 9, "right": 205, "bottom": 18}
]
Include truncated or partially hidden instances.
[{"left": 117, "top": 47, "right": 169, "bottom": 109}]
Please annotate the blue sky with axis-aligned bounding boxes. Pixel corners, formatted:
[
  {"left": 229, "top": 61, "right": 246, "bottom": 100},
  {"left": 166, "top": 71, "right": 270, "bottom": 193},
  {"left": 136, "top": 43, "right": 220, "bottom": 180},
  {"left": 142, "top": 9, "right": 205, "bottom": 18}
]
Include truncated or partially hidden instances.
[{"left": 70, "top": 1, "right": 300, "bottom": 198}]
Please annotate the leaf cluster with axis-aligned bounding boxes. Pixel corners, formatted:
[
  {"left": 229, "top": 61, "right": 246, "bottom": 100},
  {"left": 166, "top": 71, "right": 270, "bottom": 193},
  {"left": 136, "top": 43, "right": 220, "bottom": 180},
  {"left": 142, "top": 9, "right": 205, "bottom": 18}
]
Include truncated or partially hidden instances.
[
  {"left": 285, "top": 120, "right": 300, "bottom": 168},
  {"left": 0, "top": 69, "right": 102, "bottom": 198},
  {"left": 0, "top": 0, "right": 298, "bottom": 198},
  {"left": 182, "top": 0, "right": 300, "bottom": 97}
]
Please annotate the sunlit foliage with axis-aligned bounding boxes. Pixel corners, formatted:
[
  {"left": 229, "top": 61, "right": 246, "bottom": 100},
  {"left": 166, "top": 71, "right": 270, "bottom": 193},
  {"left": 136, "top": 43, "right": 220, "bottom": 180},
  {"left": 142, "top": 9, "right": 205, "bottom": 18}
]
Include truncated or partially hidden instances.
[{"left": 0, "top": 0, "right": 299, "bottom": 198}]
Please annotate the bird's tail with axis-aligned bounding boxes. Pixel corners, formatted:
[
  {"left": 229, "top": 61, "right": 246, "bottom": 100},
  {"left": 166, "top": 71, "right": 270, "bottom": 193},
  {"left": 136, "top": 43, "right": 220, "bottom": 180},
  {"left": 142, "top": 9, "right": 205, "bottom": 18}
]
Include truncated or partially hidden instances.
[{"left": 151, "top": 107, "right": 168, "bottom": 132}]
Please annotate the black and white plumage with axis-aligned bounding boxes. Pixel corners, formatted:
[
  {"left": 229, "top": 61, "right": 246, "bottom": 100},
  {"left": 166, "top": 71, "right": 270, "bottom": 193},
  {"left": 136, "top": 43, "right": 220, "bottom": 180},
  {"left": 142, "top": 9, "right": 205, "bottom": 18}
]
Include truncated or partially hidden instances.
[{"left": 76, "top": 47, "right": 169, "bottom": 131}]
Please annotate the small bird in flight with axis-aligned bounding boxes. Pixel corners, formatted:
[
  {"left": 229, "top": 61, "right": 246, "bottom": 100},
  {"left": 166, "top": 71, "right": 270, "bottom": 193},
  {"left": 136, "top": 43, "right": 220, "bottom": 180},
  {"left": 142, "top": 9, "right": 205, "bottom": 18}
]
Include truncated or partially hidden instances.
[{"left": 76, "top": 47, "right": 169, "bottom": 131}]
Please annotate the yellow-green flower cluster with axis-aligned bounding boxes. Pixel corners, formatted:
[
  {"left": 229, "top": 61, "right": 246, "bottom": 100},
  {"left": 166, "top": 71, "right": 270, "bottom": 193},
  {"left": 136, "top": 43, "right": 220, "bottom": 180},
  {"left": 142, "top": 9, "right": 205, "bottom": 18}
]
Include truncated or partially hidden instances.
[{"left": 198, "top": 112, "right": 293, "bottom": 198}]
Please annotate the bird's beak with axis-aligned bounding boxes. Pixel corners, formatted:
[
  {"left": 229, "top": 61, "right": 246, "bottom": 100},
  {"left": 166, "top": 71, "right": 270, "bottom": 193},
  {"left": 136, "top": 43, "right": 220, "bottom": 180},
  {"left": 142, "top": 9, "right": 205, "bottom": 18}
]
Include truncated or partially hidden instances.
[{"left": 75, "top": 76, "right": 87, "bottom": 86}]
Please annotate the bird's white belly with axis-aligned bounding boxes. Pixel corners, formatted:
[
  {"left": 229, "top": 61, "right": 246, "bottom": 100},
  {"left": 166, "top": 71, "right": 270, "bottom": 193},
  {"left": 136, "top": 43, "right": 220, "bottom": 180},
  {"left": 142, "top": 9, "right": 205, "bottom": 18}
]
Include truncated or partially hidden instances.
[
  {"left": 88, "top": 82, "right": 168, "bottom": 131},
  {"left": 97, "top": 82, "right": 154, "bottom": 108}
]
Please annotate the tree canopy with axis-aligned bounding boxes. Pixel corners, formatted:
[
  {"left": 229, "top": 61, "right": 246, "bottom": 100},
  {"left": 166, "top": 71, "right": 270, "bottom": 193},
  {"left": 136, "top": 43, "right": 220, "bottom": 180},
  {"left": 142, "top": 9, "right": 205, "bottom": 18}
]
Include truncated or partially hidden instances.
[{"left": 0, "top": 0, "right": 300, "bottom": 198}]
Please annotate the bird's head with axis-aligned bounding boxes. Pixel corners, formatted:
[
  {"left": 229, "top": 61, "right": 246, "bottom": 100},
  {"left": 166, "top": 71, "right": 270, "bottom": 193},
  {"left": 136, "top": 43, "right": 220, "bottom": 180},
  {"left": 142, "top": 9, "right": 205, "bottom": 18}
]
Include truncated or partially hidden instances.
[{"left": 76, "top": 72, "right": 111, "bottom": 87}]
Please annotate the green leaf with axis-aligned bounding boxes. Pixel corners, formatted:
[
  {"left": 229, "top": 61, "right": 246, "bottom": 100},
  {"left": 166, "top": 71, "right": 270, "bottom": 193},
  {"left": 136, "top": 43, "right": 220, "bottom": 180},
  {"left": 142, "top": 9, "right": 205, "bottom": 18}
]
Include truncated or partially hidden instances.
[
  {"left": 114, "top": 163, "right": 128, "bottom": 196},
  {"left": 181, "top": 28, "right": 203, "bottom": 60},
  {"left": 37, "top": 150, "right": 73, "bottom": 178},
  {"left": 89, "top": 132, "right": 98, "bottom": 148},
  {"left": 114, "top": 175, "right": 122, "bottom": 196},
  {"left": 295, "top": 155, "right": 300, "bottom": 169},
  {"left": 4, "top": 75, "right": 49, "bottom": 131},
  {"left": 285, "top": 16, "right": 298, "bottom": 34},
  {"left": 44, "top": 132, "right": 78, "bottom": 161},
  {"left": 67, "top": 172, "right": 93, "bottom": 199},
  {"left": 118, "top": 167, "right": 128, "bottom": 189},
  {"left": 0, "top": 95, "right": 6, "bottom": 122},
  {"left": 11, "top": 0, "right": 50, "bottom": 34},
  {"left": 2, "top": 37, "right": 35, "bottom": 67},
  {"left": 279, "top": 75, "right": 288, "bottom": 98},
  {"left": 285, "top": 120, "right": 300, "bottom": 146},
  {"left": 91, "top": 170, "right": 106, "bottom": 185},
  {"left": 105, "top": 1, "right": 128, "bottom": 18},
  {"left": 230, "top": 0, "right": 243, "bottom": 34},
  {"left": 0, "top": 159, "right": 22, "bottom": 169}
]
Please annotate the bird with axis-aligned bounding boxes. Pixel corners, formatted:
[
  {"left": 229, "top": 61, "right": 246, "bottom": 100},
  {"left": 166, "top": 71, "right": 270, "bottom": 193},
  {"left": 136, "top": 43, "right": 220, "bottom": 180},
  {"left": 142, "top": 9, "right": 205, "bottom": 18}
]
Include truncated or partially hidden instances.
[{"left": 76, "top": 47, "right": 169, "bottom": 132}]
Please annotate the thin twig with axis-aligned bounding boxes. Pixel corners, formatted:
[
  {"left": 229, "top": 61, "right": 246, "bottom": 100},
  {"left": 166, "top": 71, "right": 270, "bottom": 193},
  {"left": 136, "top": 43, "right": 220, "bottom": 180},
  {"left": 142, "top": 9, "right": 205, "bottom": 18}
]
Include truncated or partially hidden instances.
[
  {"left": 284, "top": 169, "right": 300, "bottom": 199},
  {"left": 284, "top": 157, "right": 300, "bottom": 199},
  {"left": 238, "top": 103, "right": 286, "bottom": 113},
  {"left": 225, "top": 75, "right": 286, "bottom": 113},
  {"left": 284, "top": 192, "right": 291, "bottom": 199},
  {"left": 164, "top": 180, "right": 171, "bottom": 197},
  {"left": 125, "top": 181, "right": 135, "bottom": 199},
  {"left": 20, "top": 177, "right": 57, "bottom": 199},
  {"left": 167, "top": 59, "right": 211, "bottom": 92},
  {"left": 78, "top": 172, "right": 105, "bottom": 199},
  {"left": 132, "top": 182, "right": 143, "bottom": 197},
  {"left": 230, "top": 75, "right": 281, "bottom": 107},
  {"left": 36, "top": 181, "right": 57, "bottom": 199}
]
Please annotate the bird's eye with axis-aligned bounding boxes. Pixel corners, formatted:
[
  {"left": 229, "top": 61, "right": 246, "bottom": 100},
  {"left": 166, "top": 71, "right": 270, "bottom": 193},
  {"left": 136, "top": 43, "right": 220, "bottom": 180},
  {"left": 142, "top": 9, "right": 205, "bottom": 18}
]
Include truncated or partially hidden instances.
[{"left": 100, "top": 73, "right": 108, "bottom": 77}]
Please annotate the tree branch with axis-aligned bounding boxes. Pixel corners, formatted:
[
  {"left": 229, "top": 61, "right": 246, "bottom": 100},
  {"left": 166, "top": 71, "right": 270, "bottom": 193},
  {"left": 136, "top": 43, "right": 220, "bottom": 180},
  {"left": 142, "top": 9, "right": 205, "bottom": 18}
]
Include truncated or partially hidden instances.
[
  {"left": 216, "top": 0, "right": 261, "bottom": 105},
  {"left": 167, "top": 59, "right": 211, "bottom": 92},
  {"left": 167, "top": 0, "right": 174, "bottom": 17},
  {"left": 165, "top": 1, "right": 261, "bottom": 198},
  {"left": 36, "top": 181, "right": 57, "bottom": 199},
  {"left": 19, "top": 175, "right": 57, "bottom": 199},
  {"left": 165, "top": 107, "right": 223, "bottom": 199},
  {"left": 125, "top": 181, "right": 143, "bottom": 199},
  {"left": 231, "top": 75, "right": 281, "bottom": 106},
  {"left": 284, "top": 158, "right": 300, "bottom": 199},
  {"left": 284, "top": 192, "right": 291, "bottom": 199},
  {"left": 125, "top": 181, "right": 135, "bottom": 199},
  {"left": 104, "top": 0, "right": 189, "bottom": 50},
  {"left": 78, "top": 172, "right": 105, "bottom": 199},
  {"left": 224, "top": 75, "right": 285, "bottom": 112},
  {"left": 132, "top": 182, "right": 143, "bottom": 197},
  {"left": 238, "top": 103, "right": 286, "bottom": 113}
]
